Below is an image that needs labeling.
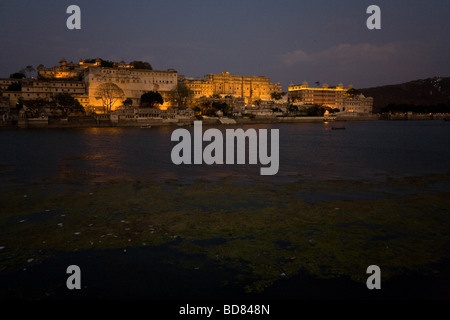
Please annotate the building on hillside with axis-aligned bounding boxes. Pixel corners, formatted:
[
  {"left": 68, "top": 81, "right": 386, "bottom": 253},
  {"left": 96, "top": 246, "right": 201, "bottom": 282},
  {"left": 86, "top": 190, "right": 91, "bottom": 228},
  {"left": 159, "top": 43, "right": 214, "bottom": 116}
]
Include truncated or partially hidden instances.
[
  {"left": 184, "top": 78, "right": 214, "bottom": 98},
  {"left": 3, "top": 58, "right": 178, "bottom": 112},
  {"left": 342, "top": 94, "right": 373, "bottom": 113},
  {"left": 1, "top": 79, "right": 86, "bottom": 106},
  {"left": 37, "top": 57, "right": 138, "bottom": 80},
  {"left": 183, "top": 71, "right": 282, "bottom": 105},
  {"left": 288, "top": 82, "right": 347, "bottom": 109},
  {"left": 288, "top": 82, "right": 373, "bottom": 113},
  {"left": 37, "top": 58, "right": 84, "bottom": 80}
]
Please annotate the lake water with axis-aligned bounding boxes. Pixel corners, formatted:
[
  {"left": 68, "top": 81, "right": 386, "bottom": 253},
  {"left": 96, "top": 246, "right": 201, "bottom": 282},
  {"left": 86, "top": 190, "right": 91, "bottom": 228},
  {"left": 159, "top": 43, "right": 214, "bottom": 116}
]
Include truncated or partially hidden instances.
[
  {"left": 1, "top": 120, "right": 450, "bottom": 300},
  {"left": 1, "top": 120, "right": 449, "bottom": 185}
]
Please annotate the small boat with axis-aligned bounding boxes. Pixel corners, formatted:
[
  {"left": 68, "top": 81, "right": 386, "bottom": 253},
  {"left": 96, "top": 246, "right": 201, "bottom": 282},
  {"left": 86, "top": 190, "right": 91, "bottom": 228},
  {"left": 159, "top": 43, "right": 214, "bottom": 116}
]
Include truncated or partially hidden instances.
[
  {"left": 140, "top": 125, "right": 152, "bottom": 128},
  {"left": 331, "top": 126, "right": 346, "bottom": 130}
]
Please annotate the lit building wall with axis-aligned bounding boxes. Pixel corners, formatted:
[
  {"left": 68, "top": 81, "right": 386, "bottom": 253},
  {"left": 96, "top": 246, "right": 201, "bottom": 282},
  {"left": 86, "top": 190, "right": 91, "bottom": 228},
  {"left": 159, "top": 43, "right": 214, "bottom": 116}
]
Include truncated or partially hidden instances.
[
  {"left": 2, "top": 80, "right": 86, "bottom": 106},
  {"left": 74, "top": 95, "right": 90, "bottom": 109},
  {"left": 185, "top": 79, "right": 214, "bottom": 98},
  {"left": 85, "top": 67, "right": 178, "bottom": 111},
  {"left": 1, "top": 91, "right": 22, "bottom": 106},
  {"left": 22, "top": 80, "right": 85, "bottom": 97},
  {"left": 343, "top": 95, "right": 373, "bottom": 113},
  {"left": 0, "top": 79, "right": 18, "bottom": 91},
  {"left": 37, "top": 58, "right": 83, "bottom": 80},
  {"left": 184, "top": 71, "right": 282, "bottom": 104},
  {"left": 288, "top": 82, "right": 373, "bottom": 113},
  {"left": 288, "top": 82, "right": 346, "bottom": 109}
]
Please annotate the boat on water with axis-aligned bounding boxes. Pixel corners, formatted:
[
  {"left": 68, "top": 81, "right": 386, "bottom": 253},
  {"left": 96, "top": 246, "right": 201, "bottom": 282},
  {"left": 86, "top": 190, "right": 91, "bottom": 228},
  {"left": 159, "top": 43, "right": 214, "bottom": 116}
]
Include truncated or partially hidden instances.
[
  {"left": 331, "top": 126, "right": 346, "bottom": 130},
  {"left": 140, "top": 125, "right": 152, "bottom": 128}
]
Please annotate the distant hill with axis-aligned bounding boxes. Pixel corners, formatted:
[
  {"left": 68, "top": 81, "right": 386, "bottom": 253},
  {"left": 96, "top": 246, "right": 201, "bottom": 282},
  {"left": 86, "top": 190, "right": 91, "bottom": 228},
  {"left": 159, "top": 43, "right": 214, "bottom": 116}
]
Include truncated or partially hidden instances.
[{"left": 359, "top": 77, "right": 450, "bottom": 113}]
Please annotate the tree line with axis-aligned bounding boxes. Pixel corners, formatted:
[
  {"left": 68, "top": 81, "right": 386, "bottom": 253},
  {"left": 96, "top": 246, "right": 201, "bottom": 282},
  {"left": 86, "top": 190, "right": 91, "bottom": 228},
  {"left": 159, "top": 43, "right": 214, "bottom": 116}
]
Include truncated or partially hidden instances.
[
  {"left": 19, "top": 93, "right": 84, "bottom": 118},
  {"left": 381, "top": 103, "right": 450, "bottom": 114}
]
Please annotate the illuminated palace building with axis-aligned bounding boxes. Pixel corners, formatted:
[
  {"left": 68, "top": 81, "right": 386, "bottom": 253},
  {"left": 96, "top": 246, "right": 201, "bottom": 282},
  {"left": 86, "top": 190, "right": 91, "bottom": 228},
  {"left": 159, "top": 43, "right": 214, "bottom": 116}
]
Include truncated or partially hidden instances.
[
  {"left": 288, "top": 82, "right": 373, "bottom": 113},
  {"left": 84, "top": 67, "right": 177, "bottom": 111},
  {"left": 2, "top": 78, "right": 87, "bottom": 108},
  {"left": 1, "top": 58, "right": 177, "bottom": 111},
  {"left": 183, "top": 71, "right": 282, "bottom": 105},
  {"left": 1, "top": 58, "right": 373, "bottom": 114}
]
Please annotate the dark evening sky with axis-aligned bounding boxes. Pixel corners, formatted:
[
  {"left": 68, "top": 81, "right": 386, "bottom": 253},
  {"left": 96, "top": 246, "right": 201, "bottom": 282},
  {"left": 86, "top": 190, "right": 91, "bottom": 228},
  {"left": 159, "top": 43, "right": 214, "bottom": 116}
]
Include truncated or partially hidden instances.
[{"left": 0, "top": 0, "right": 449, "bottom": 89}]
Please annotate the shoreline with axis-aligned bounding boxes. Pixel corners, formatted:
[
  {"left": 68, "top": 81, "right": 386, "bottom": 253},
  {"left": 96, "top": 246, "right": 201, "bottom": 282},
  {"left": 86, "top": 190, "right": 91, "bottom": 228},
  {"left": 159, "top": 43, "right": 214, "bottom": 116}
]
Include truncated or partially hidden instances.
[
  {"left": 1, "top": 113, "right": 449, "bottom": 129},
  {"left": 1, "top": 114, "right": 440, "bottom": 129}
]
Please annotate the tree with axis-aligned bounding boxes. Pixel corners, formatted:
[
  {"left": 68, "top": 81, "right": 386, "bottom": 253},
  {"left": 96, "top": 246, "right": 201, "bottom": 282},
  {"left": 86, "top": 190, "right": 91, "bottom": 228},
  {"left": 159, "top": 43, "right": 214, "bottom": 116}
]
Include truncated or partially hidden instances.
[
  {"left": 193, "top": 106, "right": 201, "bottom": 114},
  {"left": 288, "top": 104, "right": 299, "bottom": 114},
  {"left": 170, "top": 83, "right": 193, "bottom": 108},
  {"left": 21, "top": 66, "right": 36, "bottom": 78},
  {"left": 6, "top": 82, "right": 22, "bottom": 91},
  {"left": 22, "top": 98, "right": 49, "bottom": 118},
  {"left": 123, "top": 98, "right": 133, "bottom": 107},
  {"left": 100, "top": 60, "right": 114, "bottom": 68},
  {"left": 15, "top": 99, "right": 24, "bottom": 109},
  {"left": 347, "top": 88, "right": 361, "bottom": 97},
  {"left": 193, "top": 106, "right": 202, "bottom": 119},
  {"left": 95, "top": 83, "right": 125, "bottom": 113},
  {"left": 140, "top": 91, "right": 163, "bottom": 108},
  {"left": 306, "top": 104, "right": 326, "bottom": 116},
  {"left": 271, "top": 92, "right": 283, "bottom": 100},
  {"left": 129, "top": 61, "right": 153, "bottom": 70},
  {"left": 52, "top": 93, "right": 84, "bottom": 117},
  {"left": 212, "top": 102, "right": 230, "bottom": 116},
  {"left": 9, "top": 72, "right": 25, "bottom": 79}
]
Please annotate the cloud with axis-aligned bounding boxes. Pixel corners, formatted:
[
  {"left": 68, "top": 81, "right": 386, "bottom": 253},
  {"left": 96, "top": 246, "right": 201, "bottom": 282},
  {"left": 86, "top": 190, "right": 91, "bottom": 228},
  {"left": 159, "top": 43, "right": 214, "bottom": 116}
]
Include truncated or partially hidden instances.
[
  {"left": 280, "top": 42, "right": 413, "bottom": 67},
  {"left": 280, "top": 49, "right": 311, "bottom": 65},
  {"left": 278, "top": 42, "right": 433, "bottom": 88},
  {"left": 77, "top": 48, "right": 90, "bottom": 55}
]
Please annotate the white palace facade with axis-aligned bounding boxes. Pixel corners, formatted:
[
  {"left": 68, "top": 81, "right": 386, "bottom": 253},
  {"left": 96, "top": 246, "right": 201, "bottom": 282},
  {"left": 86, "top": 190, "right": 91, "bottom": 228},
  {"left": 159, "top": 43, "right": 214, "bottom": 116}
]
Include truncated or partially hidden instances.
[{"left": 84, "top": 67, "right": 177, "bottom": 111}]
